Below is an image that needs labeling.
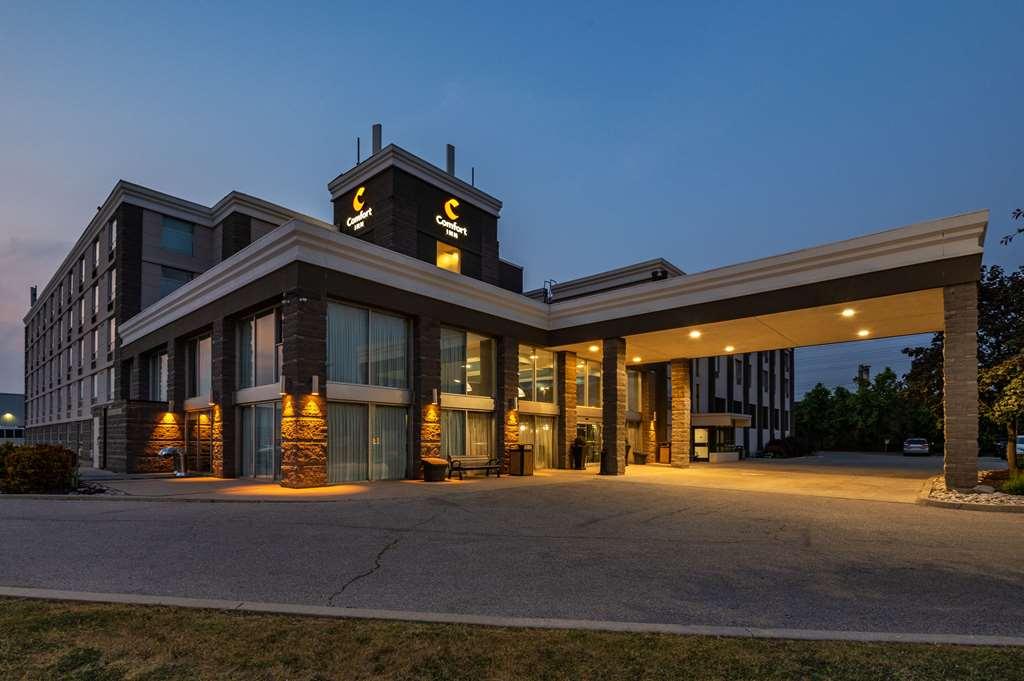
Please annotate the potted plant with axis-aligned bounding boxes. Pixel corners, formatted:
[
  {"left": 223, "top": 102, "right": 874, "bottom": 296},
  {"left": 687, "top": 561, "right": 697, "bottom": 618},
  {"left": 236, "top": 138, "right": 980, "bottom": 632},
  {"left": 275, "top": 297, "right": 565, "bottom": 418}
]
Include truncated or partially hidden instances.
[{"left": 421, "top": 457, "right": 448, "bottom": 482}]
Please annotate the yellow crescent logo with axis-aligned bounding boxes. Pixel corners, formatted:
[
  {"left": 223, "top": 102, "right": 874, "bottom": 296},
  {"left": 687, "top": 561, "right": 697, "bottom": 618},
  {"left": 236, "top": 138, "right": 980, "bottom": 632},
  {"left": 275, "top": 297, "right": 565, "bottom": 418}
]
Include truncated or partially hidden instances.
[
  {"left": 443, "top": 198, "right": 460, "bottom": 221},
  {"left": 352, "top": 186, "right": 366, "bottom": 212}
]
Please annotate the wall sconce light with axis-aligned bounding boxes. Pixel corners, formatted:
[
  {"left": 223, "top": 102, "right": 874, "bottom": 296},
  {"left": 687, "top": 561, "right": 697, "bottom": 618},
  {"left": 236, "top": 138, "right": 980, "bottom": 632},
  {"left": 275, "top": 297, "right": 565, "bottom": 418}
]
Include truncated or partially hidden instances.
[
  {"left": 432, "top": 388, "right": 439, "bottom": 405},
  {"left": 311, "top": 375, "right": 319, "bottom": 396},
  {"left": 279, "top": 376, "right": 287, "bottom": 396}
]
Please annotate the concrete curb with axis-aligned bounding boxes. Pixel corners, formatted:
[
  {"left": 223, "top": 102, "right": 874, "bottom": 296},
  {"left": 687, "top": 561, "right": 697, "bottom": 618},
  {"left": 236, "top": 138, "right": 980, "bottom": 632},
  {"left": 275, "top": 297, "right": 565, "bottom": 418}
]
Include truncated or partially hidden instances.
[
  {"left": 916, "top": 476, "right": 1024, "bottom": 514},
  {"left": 0, "top": 493, "right": 354, "bottom": 504},
  {"left": 1, "top": 586, "right": 1022, "bottom": 648}
]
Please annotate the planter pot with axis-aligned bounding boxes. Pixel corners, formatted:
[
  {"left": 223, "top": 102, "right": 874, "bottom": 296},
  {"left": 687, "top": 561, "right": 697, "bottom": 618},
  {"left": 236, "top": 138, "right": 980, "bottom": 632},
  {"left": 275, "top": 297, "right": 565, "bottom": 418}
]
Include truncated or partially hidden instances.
[
  {"left": 421, "top": 457, "right": 448, "bottom": 482},
  {"left": 632, "top": 452, "right": 648, "bottom": 465}
]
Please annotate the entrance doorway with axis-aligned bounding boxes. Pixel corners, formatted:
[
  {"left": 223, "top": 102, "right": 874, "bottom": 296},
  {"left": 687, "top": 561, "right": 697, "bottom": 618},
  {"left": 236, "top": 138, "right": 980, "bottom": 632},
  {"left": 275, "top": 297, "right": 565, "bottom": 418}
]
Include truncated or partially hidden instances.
[
  {"left": 239, "top": 403, "right": 281, "bottom": 479},
  {"left": 184, "top": 410, "right": 213, "bottom": 474},
  {"left": 577, "top": 421, "right": 603, "bottom": 465},
  {"left": 327, "top": 403, "right": 408, "bottom": 483}
]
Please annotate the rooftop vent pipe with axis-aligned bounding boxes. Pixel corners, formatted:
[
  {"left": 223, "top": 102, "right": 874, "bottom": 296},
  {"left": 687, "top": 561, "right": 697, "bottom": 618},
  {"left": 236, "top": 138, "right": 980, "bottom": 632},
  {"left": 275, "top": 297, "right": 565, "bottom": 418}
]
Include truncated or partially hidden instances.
[
  {"left": 446, "top": 144, "right": 455, "bottom": 176},
  {"left": 30, "top": 285, "right": 37, "bottom": 306},
  {"left": 372, "top": 123, "right": 382, "bottom": 154}
]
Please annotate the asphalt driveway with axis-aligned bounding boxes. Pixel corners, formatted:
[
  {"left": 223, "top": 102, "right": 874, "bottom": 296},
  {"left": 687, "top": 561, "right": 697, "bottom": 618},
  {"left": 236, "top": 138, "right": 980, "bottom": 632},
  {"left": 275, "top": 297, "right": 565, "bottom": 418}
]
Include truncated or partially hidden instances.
[{"left": 1, "top": 453, "right": 1021, "bottom": 637}]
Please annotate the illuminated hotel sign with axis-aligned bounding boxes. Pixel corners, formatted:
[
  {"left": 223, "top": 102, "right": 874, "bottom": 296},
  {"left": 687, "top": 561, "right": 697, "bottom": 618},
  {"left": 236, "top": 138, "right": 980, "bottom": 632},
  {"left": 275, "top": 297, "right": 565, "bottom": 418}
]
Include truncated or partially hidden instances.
[
  {"left": 435, "top": 197, "right": 468, "bottom": 240},
  {"left": 346, "top": 186, "right": 373, "bottom": 231}
]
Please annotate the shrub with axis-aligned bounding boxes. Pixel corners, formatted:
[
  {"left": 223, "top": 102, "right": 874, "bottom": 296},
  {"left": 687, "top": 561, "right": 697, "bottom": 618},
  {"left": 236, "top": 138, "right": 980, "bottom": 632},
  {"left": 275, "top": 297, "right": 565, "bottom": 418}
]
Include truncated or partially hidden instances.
[
  {"left": 1000, "top": 476, "right": 1024, "bottom": 496},
  {"left": 762, "top": 436, "right": 811, "bottom": 458},
  {"left": 1, "top": 445, "right": 76, "bottom": 494},
  {"left": 0, "top": 441, "right": 15, "bottom": 482}
]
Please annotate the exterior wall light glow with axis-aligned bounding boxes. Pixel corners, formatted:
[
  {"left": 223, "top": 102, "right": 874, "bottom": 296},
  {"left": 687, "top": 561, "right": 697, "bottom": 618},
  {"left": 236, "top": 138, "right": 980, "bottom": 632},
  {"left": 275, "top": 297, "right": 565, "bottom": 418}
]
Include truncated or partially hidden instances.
[
  {"left": 311, "top": 375, "right": 319, "bottom": 396},
  {"left": 432, "top": 388, "right": 439, "bottom": 405},
  {"left": 588, "top": 344, "right": 599, "bottom": 353},
  {"left": 857, "top": 329, "right": 870, "bottom": 337},
  {"left": 688, "top": 330, "right": 702, "bottom": 339},
  {"left": 841, "top": 308, "right": 856, "bottom": 318},
  {"left": 724, "top": 345, "right": 735, "bottom": 352},
  {"left": 279, "top": 376, "right": 287, "bottom": 395},
  {"left": 632, "top": 356, "right": 642, "bottom": 363}
]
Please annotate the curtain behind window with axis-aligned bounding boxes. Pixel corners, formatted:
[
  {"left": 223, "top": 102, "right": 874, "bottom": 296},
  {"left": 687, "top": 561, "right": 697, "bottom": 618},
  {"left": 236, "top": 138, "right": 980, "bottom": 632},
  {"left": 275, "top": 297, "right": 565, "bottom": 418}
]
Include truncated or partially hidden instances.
[
  {"left": 440, "top": 327, "right": 465, "bottom": 394},
  {"left": 327, "top": 303, "right": 368, "bottom": 384},
  {"left": 370, "top": 312, "right": 407, "bottom": 388},
  {"left": 440, "top": 409, "right": 465, "bottom": 459},
  {"left": 371, "top": 405, "right": 407, "bottom": 480},
  {"left": 238, "top": 319, "right": 254, "bottom": 389},
  {"left": 328, "top": 403, "right": 368, "bottom": 482},
  {"left": 467, "top": 412, "right": 493, "bottom": 457}
]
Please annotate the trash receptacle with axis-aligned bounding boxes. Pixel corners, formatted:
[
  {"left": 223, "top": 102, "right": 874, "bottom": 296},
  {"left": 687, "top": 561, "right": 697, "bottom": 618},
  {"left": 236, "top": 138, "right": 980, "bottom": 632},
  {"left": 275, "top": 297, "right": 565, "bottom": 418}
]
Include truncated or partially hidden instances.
[
  {"left": 510, "top": 444, "right": 535, "bottom": 476},
  {"left": 632, "top": 451, "right": 648, "bottom": 465},
  {"left": 421, "top": 457, "right": 448, "bottom": 482}
]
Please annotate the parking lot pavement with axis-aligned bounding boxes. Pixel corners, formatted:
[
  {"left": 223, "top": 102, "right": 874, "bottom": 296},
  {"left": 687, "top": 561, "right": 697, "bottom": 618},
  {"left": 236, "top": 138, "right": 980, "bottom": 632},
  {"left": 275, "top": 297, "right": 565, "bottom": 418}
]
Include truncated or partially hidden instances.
[{"left": 1, "top": 456, "right": 1022, "bottom": 637}]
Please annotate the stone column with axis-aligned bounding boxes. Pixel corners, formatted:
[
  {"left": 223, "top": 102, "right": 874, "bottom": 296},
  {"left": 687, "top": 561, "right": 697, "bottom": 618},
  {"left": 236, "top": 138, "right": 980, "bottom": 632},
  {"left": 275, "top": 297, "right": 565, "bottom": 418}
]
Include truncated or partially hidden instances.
[
  {"left": 943, "top": 283, "right": 979, "bottom": 490},
  {"left": 601, "top": 337, "right": 627, "bottom": 475},
  {"left": 280, "top": 294, "right": 327, "bottom": 488},
  {"left": 413, "top": 316, "right": 441, "bottom": 477},
  {"left": 670, "top": 359, "right": 691, "bottom": 467},
  {"left": 556, "top": 351, "right": 578, "bottom": 469},
  {"left": 210, "top": 317, "right": 236, "bottom": 478},
  {"left": 495, "top": 336, "right": 519, "bottom": 473}
]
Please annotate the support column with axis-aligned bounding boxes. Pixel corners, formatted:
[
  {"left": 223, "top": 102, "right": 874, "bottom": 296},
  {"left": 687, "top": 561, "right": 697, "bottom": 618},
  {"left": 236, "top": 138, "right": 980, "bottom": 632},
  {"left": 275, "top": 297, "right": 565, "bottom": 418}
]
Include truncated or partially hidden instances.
[
  {"left": 943, "top": 283, "right": 978, "bottom": 490},
  {"left": 211, "top": 317, "right": 236, "bottom": 478},
  {"left": 556, "top": 351, "right": 578, "bottom": 469},
  {"left": 280, "top": 294, "right": 327, "bottom": 488},
  {"left": 413, "top": 316, "right": 441, "bottom": 476},
  {"left": 601, "top": 337, "right": 627, "bottom": 475},
  {"left": 640, "top": 368, "right": 657, "bottom": 458},
  {"left": 670, "top": 359, "right": 691, "bottom": 467},
  {"left": 495, "top": 336, "right": 519, "bottom": 473}
]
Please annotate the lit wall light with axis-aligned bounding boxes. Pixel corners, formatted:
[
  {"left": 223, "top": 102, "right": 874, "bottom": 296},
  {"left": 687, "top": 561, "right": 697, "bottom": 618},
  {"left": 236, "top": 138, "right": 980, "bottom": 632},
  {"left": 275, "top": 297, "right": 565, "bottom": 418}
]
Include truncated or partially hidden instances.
[
  {"left": 588, "top": 344, "right": 599, "bottom": 353},
  {"left": 279, "top": 376, "right": 287, "bottom": 396},
  {"left": 632, "top": 356, "right": 642, "bottom": 363},
  {"left": 857, "top": 329, "right": 870, "bottom": 337},
  {"left": 432, "top": 388, "right": 439, "bottom": 405},
  {"left": 841, "top": 308, "right": 856, "bottom": 318},
  {"left": 688, "top": 330, "right": 702, "bottom": 339},
  {"left": 724, "top": 345, "right": 735, "bottom": 353},
  {"left": 311, "top": 375, "right": 319, "bottom": 396}
]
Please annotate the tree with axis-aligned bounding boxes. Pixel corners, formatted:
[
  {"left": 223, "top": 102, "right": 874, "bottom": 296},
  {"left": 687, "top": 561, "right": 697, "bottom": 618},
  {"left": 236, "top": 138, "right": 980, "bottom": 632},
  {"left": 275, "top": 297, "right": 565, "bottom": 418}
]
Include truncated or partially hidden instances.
[
  {"left": 980, "top": 353, "right": 1024, "bottom": 478},
  {"left": 1000, "top": 208, "right": 1023, "bottom": 245},
  {"left": 795, "top": 384, "right": 832, "bottom": 451}
]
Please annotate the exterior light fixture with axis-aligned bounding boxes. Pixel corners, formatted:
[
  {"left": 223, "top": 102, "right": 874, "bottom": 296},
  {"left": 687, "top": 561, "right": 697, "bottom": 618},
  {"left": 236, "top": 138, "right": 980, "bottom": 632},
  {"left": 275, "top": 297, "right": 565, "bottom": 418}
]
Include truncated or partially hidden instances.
[
  {"left": 688, "top": 330, "right": 702, "bottom": 339},
  {"left": 841, "top": 308, "right": 856, "bottom": 318},
  {"left": 857, "top": 329, "right": 870, "bottom": 337},
  {"left": 724, "top": 345, "right": 735, "bottom": 352},
  {"left": 632, "top": 356, "right": 642, "bottom": 363},
  {"left": 588, "top": 344, "right": 599, "bottom": 353},
  {"left": 432, "top": 388, "right": 439, "bottom": 405},
  {"left": 311, "top": 375, "right": 319, "bottom": 396},
  {"left": 278, "top": 376, "right": 287, "bottom": 395}
]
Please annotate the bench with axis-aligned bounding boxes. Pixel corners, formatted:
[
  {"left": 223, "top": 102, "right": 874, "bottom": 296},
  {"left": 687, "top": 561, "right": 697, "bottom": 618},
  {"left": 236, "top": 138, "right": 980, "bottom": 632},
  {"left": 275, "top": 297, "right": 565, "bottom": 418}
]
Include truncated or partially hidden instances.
[{"left": 447, "top": 455, "right": 502, "bottom": 480}]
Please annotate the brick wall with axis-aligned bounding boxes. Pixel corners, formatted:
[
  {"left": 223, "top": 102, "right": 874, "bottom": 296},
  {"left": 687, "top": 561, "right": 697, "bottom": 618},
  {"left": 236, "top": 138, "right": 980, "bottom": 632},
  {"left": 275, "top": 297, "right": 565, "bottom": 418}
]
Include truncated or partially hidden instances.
[
  {"left": 279, "top": 294, "right": 327, "bottom": 488},
  {"left": 671, "top": 359, "right": 691, "bottom": 467}
]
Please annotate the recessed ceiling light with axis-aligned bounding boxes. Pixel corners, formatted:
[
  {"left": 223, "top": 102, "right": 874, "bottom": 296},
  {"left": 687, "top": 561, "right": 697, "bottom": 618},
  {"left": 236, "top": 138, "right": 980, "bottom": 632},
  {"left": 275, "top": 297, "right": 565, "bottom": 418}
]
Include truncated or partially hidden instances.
[
  {"left": 841, "top": 308, "right": 856, "bottom": 318},
  {"left": 632, "top": 356, "right": 642, "bottom": 363},
  {"left": 857, "top": 329, "right": 870, "bottom": 337},
  {"left": 688, "top": 330, "right": 701, "bottom": 339},
  {"left": 724, "top": 345, "right": 735, "bottom": 353},
  {"left": 588, "top": 344, "right": 599, "bottom": 353}
]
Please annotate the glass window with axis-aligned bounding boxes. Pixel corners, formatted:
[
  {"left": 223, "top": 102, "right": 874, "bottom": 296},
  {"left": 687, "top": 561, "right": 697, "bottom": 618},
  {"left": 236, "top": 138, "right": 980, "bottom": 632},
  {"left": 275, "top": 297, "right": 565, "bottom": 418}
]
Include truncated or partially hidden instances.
[
  {"left": 159, "top": 266, "right": 192, "bottom": 298},
  {"left": 436, "top": 241, "right": 461, "bottom": 273},
  {"left": 107, "top": 367, "right": 115, "bottom": 401},
  {"left": 441, "top": 409, "right": 494, "bottom": 459},
  {"left": 109, "top": 218, "right": 117, "bottom": 251},
  {"left": 92, "top": 286, "right": 99, "bottom": 312},
  {"left": 189, "top": 337, "right": 212, "bottom": 397},
  {"left": 575, "top": 358, "right": 602, "bottom": 408},
  {"left": 326, "top": 303, "right": 408, "bottom": 388},
  {"left": 108, "top": 269, "right": 116, "bottom": 301},
  {"left": 255, "top": 311, "right": 278, "bottom": 386},
  {"left": 441, "top": 327, "right": 494, "bottom": 396},
  {"left": 149, "top": 352, "right": 168, "bottom": 401},
  {"left": 518, "top": 346, "right": 554, "bottom": 403},
  {"left": 238, "top": 318, "right": 254, "bottom": 389},
  {"left": 161, "top": 216, "right": 195, "bottom": 255},
  {"left": 108, "top": 318, "right": 116, "bottom": 353},
  {"left": 627, "top": 370, "right": 641, "bottom": 412},
  {"left": 93, "top": 239, "right": 100, "bottom": 268}
]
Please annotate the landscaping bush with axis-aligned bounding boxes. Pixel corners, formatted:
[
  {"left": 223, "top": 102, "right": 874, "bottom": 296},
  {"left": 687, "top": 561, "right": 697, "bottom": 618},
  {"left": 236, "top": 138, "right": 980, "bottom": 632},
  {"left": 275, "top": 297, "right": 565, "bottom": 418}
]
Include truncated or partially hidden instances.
[
  {"left": 762, "top": 436, "right": 812, "bottom": 458},
  {"left": 1000, "top": 476, "right": 1024, "bottom": 496},
  {"left": 1, "top": 445, "right": 76, "bottom": 494},
  {"left": 0, "top": 441, "right": 14, "bottom": 483}
]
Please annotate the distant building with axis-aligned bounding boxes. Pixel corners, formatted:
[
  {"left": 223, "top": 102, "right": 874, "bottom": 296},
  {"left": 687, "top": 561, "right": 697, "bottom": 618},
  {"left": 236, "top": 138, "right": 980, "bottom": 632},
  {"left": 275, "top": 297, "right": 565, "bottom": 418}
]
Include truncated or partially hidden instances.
[{"left": 0, "top": 393, "right": 25, "bottom": 445}]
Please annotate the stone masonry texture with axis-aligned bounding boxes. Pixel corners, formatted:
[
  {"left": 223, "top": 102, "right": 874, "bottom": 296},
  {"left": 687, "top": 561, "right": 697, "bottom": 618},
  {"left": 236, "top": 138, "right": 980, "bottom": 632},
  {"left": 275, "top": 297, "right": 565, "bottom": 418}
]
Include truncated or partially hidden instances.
[
  {"left": 601, "top": 338, "right": 627, "bottom": 475},
  {"left": 943, "top": 283, "right": 979, "bottom": 490},
  {"left": 556, "top": 351, "right": 578, "bottom": 469},
  {"left": 671, "top": 359, "right": 692, "bottom": 467}
]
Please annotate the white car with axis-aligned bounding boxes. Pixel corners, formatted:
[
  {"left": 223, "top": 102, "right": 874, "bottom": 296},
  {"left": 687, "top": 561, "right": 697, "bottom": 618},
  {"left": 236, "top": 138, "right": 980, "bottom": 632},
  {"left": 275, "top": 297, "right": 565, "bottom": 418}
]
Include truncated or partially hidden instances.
[{"left": 902, "top": 438, "right": 930, "bottom": 456}]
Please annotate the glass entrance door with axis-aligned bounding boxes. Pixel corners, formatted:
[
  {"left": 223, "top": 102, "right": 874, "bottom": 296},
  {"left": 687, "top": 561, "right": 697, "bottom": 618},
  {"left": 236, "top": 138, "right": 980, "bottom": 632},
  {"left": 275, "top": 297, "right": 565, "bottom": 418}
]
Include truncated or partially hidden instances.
[
  {"left": 184, "top": 410, "right": 213, "bottom": 474},
  {"left": 693, "top": 427, "right": 710, "bottom": 462},
  {"left": 577, "top": 421, "right": 603, "bottom": 465},
  {"left": 328, "top": 403, "right": 408, "bottom": 483},
  {"left": 240, "top": 403, "right": 281, "bottom": 479}
]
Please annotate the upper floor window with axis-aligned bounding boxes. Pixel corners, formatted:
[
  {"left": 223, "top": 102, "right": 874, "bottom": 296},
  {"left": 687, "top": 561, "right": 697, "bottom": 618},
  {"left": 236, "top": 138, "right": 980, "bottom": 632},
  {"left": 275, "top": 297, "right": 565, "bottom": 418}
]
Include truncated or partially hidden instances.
[
  {"left": 93, "top": 239, "right": 100, "bottom": 268},
  {"left": 326, "top": 302, "right": 408, "bottom": 388},
  {"left": 441, "top": 327, "right": 493, "bottom": 396},
  {"left": 239, "top": 309, "right": 282, "bottom": 389},
  {"left": 518, "top": 346, "right": 554, "bottom": 403},
  {"left": 108, "top": 218, "right": 117, "bottom": 251},
  {"left": 148, "top": 352, "right": 168, "bottom": 402},
  {"left": 575, "top": 358, "right": 602, "bottom": 408},
  {"left": 108, "top": 269, "right": 116, "bottom": 301},
  {"left": 161, "top": 216, "right": 194, "bottom": 255},
  {"left": 159, "top": 265, "right": 192, "bottom": 298},
  {"left": 107, "top": 318, "right": 116, "bottom": 354},
  {"left": 79, "top": 256, "right": 85, "bottom": 282},
  {"left": 107, "top": 367, "right": 116, "bottom": 401},
  {"left": 188, "top": 336, "right": 212, "bottom": 398},
  {"left": 91, "top": 286, "right": 99, "bottom": 313}
]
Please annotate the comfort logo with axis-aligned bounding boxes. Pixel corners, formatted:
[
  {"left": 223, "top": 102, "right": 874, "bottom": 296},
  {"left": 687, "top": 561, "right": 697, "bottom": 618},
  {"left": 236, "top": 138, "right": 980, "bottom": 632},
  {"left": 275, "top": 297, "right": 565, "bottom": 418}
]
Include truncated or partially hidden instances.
[
  {"left": 346, "top": 186, "right": 372, "bottom": 231},
  {"left": 352, "top": 186, "right": 366, "bottom": 212},
  {"left": 443, "top": 198, "right": 460, "bottom": 221}
]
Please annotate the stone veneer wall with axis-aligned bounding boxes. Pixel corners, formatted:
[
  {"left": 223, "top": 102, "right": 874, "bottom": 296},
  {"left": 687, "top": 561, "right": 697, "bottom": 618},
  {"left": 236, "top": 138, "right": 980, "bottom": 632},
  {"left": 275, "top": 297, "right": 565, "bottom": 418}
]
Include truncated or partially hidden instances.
[
  {"left": 210, "top": 317, "right": 236, "bottom": 478},
  {"left": 495, "top": 336, "right": 519, "bottom": 473},
  {"left": 279, "top": 294, "right": 327, "bottom": 488},
  {"left": 670, "top": 359, "right": 691, "bottom": 467},
  {"left": 556, "top": 351, "right": 578, "bottom": 469},
  {"left": 601, "top": 338, "right": 627, "bottom": 475},
  {"left": 640, "top": 369, "right": 657, "bottom": 458},
  {"left": 942, "top": 283, "right": 979, "bottom": 490},
  {"left": 103, "top": 400, "right": 181, "bottom": 474}
]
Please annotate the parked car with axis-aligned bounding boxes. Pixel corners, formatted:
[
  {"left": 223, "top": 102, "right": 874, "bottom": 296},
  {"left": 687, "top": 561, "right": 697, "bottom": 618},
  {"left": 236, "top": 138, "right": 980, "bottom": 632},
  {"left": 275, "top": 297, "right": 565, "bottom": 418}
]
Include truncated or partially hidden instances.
[
  {"left": 902, "top": 438, "right": 930, "bottom": 456},
  {"left": 1018, "top": 436, "right": 1024, "bottom": 456}
]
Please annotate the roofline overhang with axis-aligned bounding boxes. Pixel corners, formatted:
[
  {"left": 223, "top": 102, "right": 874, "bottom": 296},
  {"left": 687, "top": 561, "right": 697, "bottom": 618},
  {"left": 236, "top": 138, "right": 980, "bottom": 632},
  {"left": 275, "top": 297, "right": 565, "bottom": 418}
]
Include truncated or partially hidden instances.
[{"left": 118, "top": 209, "right": 988, "bottom": 349}]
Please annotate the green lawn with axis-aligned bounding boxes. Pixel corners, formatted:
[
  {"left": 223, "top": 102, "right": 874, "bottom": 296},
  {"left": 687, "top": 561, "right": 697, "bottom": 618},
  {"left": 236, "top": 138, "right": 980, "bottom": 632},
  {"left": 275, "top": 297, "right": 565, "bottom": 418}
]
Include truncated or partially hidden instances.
[{"left": 1, "top": 598, "right": 1020, "bottom": 681}]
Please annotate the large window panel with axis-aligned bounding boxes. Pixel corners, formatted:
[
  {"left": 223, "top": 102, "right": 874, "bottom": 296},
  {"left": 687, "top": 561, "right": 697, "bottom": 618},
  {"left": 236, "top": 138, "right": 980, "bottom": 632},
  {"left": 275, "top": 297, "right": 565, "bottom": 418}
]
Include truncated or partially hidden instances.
[
  {"left": 238, "top": 318, "right": 254, "bottom": 389},
  {"left": 371, "top": 405, "right": 407, "bottom": 480},
  {"left": 518, "top": 346, "right": 554, "bottom": 403},
  {"left": 518, "top": 348, "right": 535, "bottom": 400},
  {"left": 161, "top": 216, "right": 194, "bottom": 255},
  {"left": 440, "top": 409, "right": 465, "bottom": 460},
  {"left": 328, "top": 403, "right": 368, "bottom": 483},
  {"left": 189, "top": 337, "right": 212, "bottom": 398},
  {"left": 327, "top": 303, "right": 368, "bottom": 384},
  {"left": 369, "top": 312, "right": 408, "bottom": 388},
  {"left": 467, "top": 412, "right": 494, "bottom": 457},
  {"left": 254, "top": 311, "right": 277, "bottom": 386},
  {"left": 440, "top": 327, "right": 466, "bottom": 394},
  {"left": 466, "top": 333, "right": 494, "bottom": 397},
  {"left": 587, "top": 361, "right": 602, "bottom": 408}
]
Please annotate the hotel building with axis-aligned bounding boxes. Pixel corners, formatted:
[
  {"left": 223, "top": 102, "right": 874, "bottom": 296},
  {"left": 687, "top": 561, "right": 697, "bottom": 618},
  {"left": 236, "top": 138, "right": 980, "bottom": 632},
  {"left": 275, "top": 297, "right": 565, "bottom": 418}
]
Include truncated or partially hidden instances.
[{"left": 22, "top": 128, "right": 986, "bottom": 489}]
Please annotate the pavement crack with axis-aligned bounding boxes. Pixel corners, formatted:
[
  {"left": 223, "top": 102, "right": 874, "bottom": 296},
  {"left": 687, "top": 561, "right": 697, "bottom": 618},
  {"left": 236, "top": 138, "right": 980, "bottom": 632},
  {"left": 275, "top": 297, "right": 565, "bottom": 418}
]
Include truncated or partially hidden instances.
[{"left": 327, "top": 537, "right": 399, "bottom": 607}]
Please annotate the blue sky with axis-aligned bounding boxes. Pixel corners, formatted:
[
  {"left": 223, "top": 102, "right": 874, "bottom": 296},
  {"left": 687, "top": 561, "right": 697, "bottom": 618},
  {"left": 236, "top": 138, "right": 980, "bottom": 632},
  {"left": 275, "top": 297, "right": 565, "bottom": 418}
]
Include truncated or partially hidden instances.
[{"left": 1, "top": 1, "right": 1021, "bottom": 393}]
